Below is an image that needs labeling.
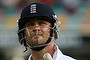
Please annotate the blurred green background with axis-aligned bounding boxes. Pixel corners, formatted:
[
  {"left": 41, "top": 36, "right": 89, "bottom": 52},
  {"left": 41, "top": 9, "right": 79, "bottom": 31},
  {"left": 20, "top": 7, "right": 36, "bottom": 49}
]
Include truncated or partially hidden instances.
[{"left": 0, "top": 0, "right": 90, "bottom": 60}]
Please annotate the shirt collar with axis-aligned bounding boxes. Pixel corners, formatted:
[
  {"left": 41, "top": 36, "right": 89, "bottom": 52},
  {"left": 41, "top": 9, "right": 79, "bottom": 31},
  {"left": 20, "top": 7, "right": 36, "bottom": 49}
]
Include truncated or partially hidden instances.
[{"left": 53, "top": 44, "right": 63, "bottom": 60}]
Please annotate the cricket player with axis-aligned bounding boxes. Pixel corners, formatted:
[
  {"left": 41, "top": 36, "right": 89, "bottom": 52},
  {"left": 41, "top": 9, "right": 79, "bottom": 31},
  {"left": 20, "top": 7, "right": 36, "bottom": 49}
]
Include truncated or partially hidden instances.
[{"left": 17, "top": 2, "right": 76, "bottom": 60}]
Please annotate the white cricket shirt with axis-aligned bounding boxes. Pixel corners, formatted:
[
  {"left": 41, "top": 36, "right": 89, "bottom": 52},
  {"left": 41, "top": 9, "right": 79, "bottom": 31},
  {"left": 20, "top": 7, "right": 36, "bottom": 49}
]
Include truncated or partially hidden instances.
[{"left": 28, "top": 44, "right": 76, "bottom": 60}]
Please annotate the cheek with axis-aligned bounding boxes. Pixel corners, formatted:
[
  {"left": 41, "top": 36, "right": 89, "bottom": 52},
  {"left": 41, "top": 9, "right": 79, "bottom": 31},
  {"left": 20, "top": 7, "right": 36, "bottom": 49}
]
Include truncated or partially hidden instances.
[
  {"left": 42, "top": 28, "right": 51, "bottom": 39},
  {"left": 43, "top": 28, "right": 50, "bottom": 33}
]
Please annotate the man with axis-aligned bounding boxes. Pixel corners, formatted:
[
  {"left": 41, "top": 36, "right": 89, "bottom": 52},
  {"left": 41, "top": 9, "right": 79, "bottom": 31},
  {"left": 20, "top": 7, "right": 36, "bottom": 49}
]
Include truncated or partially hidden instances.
[{"left": 17, "top": 2, "right": 76, "bottom": 60}]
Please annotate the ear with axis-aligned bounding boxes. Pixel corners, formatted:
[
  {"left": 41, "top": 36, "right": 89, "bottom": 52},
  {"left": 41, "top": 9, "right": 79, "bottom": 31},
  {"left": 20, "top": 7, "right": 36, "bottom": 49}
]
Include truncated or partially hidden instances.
[
  {"left": 52, "top": 30, "right": 55, "bottom": 38},
  {"left": 54, "top": 30, "right": 58, "bottom": 39}
]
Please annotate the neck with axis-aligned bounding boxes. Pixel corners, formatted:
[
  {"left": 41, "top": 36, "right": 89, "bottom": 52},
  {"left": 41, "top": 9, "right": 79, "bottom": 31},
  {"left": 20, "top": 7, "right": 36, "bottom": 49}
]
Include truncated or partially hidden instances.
[{"left": 30, "top": 40, "right": 55, "bottom": 60}]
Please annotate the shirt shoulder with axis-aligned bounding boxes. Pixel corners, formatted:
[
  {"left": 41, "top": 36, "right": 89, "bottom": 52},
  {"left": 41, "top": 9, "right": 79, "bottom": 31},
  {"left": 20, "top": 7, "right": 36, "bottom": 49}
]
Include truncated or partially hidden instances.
[
  {"left": 54, "top": 44, "right": 76, "bottom": 60},
  {"left": 62, "top": 55, "right": 76, "bottom": 60}
]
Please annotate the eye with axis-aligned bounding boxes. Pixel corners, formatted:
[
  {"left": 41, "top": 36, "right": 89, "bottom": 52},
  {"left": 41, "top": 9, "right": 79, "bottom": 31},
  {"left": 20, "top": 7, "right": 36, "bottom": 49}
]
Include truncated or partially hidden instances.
[
  {"left": 26, "top": 22, "right": 34, "bottom": 27},
  {"left": 39, "top": 21, "right": 46, "bottom": 25}
]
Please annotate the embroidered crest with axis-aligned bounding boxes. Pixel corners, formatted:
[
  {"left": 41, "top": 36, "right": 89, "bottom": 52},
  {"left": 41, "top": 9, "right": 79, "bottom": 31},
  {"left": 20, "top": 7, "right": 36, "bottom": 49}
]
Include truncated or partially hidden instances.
[{"left": 30, "top": 4, "right": 36, "bottom": 13}]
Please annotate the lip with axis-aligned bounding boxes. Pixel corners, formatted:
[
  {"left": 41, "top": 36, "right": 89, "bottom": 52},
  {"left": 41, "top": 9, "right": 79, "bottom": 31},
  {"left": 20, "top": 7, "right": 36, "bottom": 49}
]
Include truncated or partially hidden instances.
[{"left": 32, "top": 35, "right": 42, "bottom": 39}]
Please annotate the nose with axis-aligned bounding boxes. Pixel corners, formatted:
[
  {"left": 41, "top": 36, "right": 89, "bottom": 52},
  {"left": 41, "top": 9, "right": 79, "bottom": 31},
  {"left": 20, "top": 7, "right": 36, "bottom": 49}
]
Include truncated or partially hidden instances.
[{"left": 33, "top": 22, "right": 40, "bottom": 31}]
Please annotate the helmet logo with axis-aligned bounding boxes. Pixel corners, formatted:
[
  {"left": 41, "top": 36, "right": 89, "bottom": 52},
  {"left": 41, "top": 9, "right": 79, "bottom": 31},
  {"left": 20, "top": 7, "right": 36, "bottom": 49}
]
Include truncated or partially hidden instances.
[
  {"left": 30, "top": 4, "right": 36, "bottom": 13},
  {"left": 52, "top": 15, "right": 57, "bottom": 20}
]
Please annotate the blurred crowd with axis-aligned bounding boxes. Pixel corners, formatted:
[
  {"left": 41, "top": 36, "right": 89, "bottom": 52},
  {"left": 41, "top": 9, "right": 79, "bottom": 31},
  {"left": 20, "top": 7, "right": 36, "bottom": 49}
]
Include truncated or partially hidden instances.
[{"left": 0, "top": 0, "right": 90, "bottom": 60}]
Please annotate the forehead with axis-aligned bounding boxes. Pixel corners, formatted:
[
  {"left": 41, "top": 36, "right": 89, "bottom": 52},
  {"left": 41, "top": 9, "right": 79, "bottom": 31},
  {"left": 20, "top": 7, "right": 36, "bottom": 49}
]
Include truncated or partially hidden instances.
[{"left": 26, "top": 19, "right": 51, "bottom": 23}]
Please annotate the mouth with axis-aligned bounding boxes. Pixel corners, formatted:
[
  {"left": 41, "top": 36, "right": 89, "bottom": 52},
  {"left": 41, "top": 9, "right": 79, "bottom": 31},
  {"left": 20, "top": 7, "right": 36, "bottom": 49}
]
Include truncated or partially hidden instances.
[
  {"left": 32, "top": 35, "right": 42, "bottom": 39},
  {"left": 30, "top": 32, "right": 43, "bottom": 38},
  {"left": 32, "top": 35, "right": 40, "bottom": 38}
]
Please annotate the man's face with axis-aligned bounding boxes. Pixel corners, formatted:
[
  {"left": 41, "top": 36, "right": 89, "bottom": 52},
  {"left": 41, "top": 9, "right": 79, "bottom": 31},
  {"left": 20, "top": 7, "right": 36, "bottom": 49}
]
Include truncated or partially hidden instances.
[{"left": 24, "top": 19, "right": 52, "bottom": 46}]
